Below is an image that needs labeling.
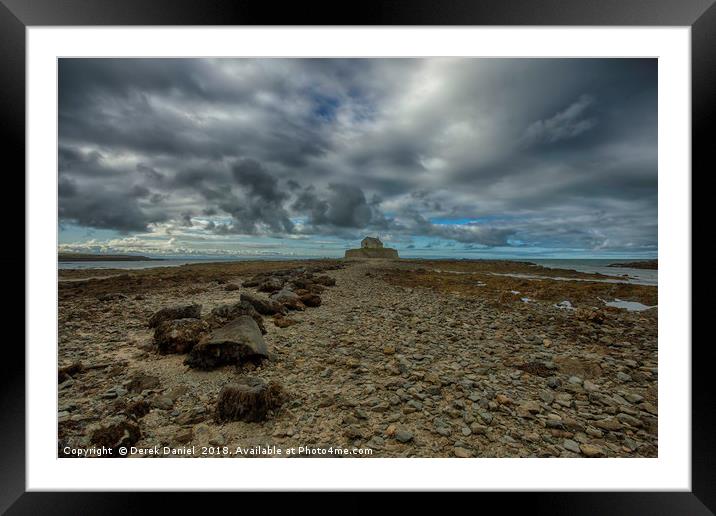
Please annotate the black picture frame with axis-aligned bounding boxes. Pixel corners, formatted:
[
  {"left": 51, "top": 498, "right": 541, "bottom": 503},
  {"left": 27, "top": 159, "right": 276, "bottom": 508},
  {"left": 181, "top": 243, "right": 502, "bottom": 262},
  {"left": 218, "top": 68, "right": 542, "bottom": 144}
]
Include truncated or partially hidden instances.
[{"left": 2, "top": 0, "right": 710, "bottom": 512}]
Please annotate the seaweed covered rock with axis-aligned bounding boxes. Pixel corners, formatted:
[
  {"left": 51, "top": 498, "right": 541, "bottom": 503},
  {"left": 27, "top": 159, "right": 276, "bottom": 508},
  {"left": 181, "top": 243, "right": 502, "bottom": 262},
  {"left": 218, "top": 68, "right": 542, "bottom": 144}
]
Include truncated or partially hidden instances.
[
  {"left": 89, "top": 415, "right": 141, "bottom": 455},
  {"left": 299, "top": 293, "right": 322, "bottom": 307},
  {"left": 148, "top": 304, "right": 202, "bottom": 328},
  {"left": 240, "top": 292, "right": 285, "bottom": 315},
  {"left": 270, "top": 289, "right": 305, "bottom": 311},
  {"left": 257, "top": 277, "right": 284, "bottom": 293},
  {"left": 185, "top": 316, "right": 269, "bottom": 370},
  {"left": 208, "top": 300, "right": 266, "bottom": 334},
  {"left": 153, "top": 318, "right": 210, "bottom": 354},
  {"left": 214, "top": 377, "right": 286, "bottom": 422}
]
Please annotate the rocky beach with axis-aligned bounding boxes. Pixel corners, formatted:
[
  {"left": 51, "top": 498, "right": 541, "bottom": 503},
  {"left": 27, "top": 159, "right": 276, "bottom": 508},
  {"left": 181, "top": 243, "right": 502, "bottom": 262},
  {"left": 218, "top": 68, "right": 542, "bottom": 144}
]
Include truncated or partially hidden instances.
[{"left": 58, "top": 258, "right": 658, "bottom": 458}]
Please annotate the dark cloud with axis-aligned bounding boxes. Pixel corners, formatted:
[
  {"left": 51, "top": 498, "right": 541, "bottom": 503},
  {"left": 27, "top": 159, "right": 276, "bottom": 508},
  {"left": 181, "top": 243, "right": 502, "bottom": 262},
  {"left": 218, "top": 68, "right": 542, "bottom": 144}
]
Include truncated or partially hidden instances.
[
  {"left": 201, "top": 160, "right": 296, "bottom": 235},
  {"left": 59, "top": 185, "right": 164, "bottom": 233},
  {"left": 58, "top": 58, "right": 657, "bottom": 254},
  {"left": 232, "top": 159, "right": 288, "bottom": 203},
  {"left": 522, "top": 95, "right": 597, "bottom": 146}
]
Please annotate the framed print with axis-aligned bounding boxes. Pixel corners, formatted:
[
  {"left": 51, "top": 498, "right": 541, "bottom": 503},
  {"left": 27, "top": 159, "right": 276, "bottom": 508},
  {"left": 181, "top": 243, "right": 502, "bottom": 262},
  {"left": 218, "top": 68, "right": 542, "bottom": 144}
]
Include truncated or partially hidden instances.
[{"left": 2, "top": 0, "right": 711, "bottom": 512}]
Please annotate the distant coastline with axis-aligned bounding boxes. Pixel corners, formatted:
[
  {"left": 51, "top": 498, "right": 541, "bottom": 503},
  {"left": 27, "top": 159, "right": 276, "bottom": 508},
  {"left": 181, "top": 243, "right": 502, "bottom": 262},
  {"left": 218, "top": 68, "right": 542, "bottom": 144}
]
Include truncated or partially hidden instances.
[
  {"left": 58, "top": 253, "right": 162, "bottom": 262},
  {"left": 607, "top": 259, "right": 657, "bottom": 270}
]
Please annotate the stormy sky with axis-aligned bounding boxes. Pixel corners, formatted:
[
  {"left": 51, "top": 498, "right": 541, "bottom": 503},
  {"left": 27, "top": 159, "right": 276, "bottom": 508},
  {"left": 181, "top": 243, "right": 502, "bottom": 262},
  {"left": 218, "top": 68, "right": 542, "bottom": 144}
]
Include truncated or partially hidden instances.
[{"left": 58, "top": 58, "right": 657, "bottom": 258}]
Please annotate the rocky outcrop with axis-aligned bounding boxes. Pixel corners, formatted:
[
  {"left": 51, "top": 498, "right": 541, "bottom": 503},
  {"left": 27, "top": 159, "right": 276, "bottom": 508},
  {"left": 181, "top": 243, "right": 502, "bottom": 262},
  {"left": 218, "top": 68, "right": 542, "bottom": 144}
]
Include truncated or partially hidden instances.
[
  {"left": 345, "top": 247, "right": 399, "bottom": 259},
  {"left": 185, "top": 316, "right": 268, "bottom": 370},
  {"left": 240, "top": 292, "right": 285, "bottom": 315},
  {"left": 345, "top": 236, "right": 399, "bottom": 259},
  {"left": 153, "top": 318, "right": 209, "bottom": 354},
  {"left": 148, "top": 304, "right": 202, "bottom": 328}
]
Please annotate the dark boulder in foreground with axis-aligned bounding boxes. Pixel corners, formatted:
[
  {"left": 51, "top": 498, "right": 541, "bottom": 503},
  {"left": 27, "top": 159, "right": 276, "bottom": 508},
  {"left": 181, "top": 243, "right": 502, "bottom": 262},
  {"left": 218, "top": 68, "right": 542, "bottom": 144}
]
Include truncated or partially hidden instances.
[
  {"left": 89, "top": 415, "right": 141, "bottom": 455},
  {"left": 214, "top": 377, "right": 286, "bottom": 422},
  {"left": 153, "top": 318, "right": 210, "bottom": 354},
  {"left": 240, "top": 292, "right": 285, "bottom": 315},
  {"left": 148, "top": 304, "right": 202, "bottom": 328},
  {"left": 185, "top": 316, "right": 269, "bottom": 370}
]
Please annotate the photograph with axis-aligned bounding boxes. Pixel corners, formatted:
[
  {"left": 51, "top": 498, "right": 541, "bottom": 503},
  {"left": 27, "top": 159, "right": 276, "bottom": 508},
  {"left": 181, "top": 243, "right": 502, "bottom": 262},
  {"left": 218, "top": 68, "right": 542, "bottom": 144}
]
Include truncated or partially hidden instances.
[{"left": 56, "top": 57, "right": 659, "bottom": 460}]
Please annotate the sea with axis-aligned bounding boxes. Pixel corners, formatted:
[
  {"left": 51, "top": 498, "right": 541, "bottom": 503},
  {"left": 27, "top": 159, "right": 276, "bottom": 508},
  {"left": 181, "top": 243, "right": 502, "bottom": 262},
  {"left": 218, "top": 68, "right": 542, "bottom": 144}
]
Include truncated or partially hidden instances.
[{"left": 519, "top": 259, "right": 657, "bottom": 286}]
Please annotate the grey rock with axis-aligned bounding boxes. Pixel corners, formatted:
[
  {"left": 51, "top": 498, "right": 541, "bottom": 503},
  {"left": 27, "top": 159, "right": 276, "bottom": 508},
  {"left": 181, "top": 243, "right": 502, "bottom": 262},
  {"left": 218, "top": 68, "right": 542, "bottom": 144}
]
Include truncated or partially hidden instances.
[
  {"left": 185, "top": 316, "right": 268, "bottom": 370},
  {"left": 563, "top": 439, "right": 581, "bottom": 454},
  {"left": 148, "top": 304, "right": 202, "bottom": 328},
  {"left": 617, "top": 372, "right": 632, "bottom": 382},
  {"left": 240, "top": 292, "right": 285, "bottom": 315},
  {"left": 547, "top": 377, "right": 562, "bottom": 389},
  {"left": 395, "top": 429, "right": 414, "bottom": 443}
]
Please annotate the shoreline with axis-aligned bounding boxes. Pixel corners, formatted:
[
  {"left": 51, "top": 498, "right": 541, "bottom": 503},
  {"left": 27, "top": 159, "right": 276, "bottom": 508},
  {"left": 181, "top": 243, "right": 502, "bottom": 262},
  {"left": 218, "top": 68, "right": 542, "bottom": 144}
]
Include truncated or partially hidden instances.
[
  {"left": 59, "top": 253, "right": 163, "bottom": 262},
  {"left": 58, "top": 257, "right": 658, "bottom": 287}
]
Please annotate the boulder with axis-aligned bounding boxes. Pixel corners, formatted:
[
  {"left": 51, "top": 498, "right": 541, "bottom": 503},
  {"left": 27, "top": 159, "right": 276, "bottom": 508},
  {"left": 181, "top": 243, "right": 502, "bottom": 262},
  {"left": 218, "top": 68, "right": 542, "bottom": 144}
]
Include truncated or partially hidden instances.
[
  {"left": 209, "top": 300, "right": 266, "bottom": 334},
  {"left": 289, "top": 277, "right": 314, "bottom": 290},
  {"left": 299, "top": 293, "right": 322, "bottom": 307},
  {"left": 257, "top": 277, "right": 284, "bottom": 293},
  {"left": 214, "top": 377, "right": 286, "bottom": 422},
  {"left": 148, "top": 304, "right": 202, "bottom": 328},
  {"left": 185, "top": 316, "right": 269, "bottom": 370},
  {"left": 270, "top": 289, "right": 305, "bottom": 310},
  {"left": 240, "top": 292, "right": 285, "bottom": 315},
  {"left": 153, "top": 318, "right": 209, "bottom": 354},
  {"left": 224, "top": 283, "right": 240, "bottom": 291},
  {"left": 307, "top": 283, "right": 326, "bottom": 294}
]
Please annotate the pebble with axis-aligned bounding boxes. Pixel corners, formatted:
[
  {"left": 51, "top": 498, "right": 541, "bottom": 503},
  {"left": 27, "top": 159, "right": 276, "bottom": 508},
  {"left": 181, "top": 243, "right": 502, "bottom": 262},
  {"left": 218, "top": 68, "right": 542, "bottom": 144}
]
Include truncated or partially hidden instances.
[
  {"left": 579, "top": 443, "right": 605, "bottom": 457},
  {"left": 563, "top": 439, "right": 581, "bottom": 454},
  {"left": 395, "top": 429, "right": 414, "bottom": 443},
  {"left": 547, "top": 377, "right": 562, "bottom": 389},
  {"left": 583, "top": 380, "right": 599, "bottom": 392},
  {"left": 617, "top": 372, "right": 632, "bottom": 382},
  {"left": 454, "top": 447, "right": 473, "bottom": 458}
]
